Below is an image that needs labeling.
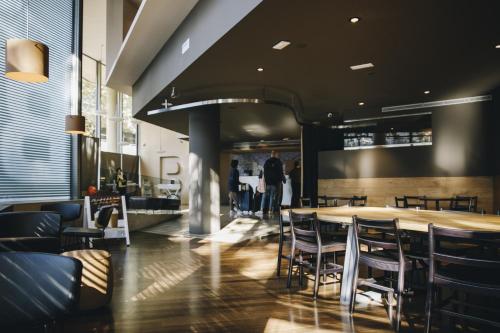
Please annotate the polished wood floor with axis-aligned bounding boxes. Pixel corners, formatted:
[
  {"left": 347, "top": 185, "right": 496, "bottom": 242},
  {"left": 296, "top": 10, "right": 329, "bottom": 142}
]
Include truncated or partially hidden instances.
[{"left": 60, "top": 225, "right": 430, "bottom": 333}]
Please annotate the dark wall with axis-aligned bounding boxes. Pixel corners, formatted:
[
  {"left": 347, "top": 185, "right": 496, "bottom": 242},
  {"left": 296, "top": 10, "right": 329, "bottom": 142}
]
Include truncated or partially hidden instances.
[
  {"left": 318, "top": 100, "right": 494, "bottom": 179},
  {"left": 303, "top": 125, "right": 343, "bottom": 205}
]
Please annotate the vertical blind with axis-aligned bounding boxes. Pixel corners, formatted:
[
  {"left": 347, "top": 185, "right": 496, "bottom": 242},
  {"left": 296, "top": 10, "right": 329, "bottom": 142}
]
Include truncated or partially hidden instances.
[{"left": 0, "top": 0, "right": 75, "bottom": 202}]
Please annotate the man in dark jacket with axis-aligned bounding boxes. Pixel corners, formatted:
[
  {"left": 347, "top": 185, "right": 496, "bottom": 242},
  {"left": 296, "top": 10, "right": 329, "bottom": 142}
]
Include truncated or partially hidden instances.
[
  {"left": 228, "top": 159, "right": 241, "bottom": 213},
  {"left": 256, "top": 151, "right": 286, "bottom": 216},
  {"left": 289, "top": 160, "right": 301, "bottom": 208}
]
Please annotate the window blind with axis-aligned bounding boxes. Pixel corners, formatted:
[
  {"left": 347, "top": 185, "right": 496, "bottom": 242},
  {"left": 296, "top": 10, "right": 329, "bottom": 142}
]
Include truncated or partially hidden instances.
[{"left": 0, "top": 0, "right": 75, "bottom": 202}]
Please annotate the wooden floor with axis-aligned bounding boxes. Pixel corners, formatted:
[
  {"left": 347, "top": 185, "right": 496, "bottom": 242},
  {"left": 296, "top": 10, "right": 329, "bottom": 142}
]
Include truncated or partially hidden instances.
[{"left": 61, "top": 224, "right": 429, "bottom": 333}]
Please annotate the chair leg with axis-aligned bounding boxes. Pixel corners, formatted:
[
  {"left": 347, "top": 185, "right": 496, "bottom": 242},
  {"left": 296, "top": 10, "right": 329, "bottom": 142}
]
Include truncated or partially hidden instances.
[
  {"left": 313, "top": 252, "right": 321, "bottom": 300},
  {"left": 277, "top": 228, "right": 284, "bottom": 277},
  {"left": 298, "top": 251, "right": 304, "bottom": 287},
  {"left": 424, "top": 283, "right": 434, "bottom": 333},
  {"left": 395, "top": 293, "right": 403, "bottom": 332},
  {"left": 395, "top": 268, "right": 405, "bottom": 332},
  {"left": 367, "top": 244, "right": 372, "bottom": 278},
  {"left": 286, "top": 242, "right": 295, "bottom": 288},
  {"left": 349, "top": 261, "right": 359, "bottom": 314}
]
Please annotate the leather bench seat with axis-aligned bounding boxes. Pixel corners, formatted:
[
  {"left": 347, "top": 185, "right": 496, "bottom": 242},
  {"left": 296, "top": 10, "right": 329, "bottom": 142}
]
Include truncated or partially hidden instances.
[{"left": 129, "top": 196, "right": 180, "bottom": 211}]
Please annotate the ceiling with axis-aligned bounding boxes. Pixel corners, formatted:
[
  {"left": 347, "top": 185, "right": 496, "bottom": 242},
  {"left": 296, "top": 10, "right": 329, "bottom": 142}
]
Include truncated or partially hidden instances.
[
  {"left": 146, "top": 103, "right": 300, "bottom": 144},
  {"left": 136, "top": 0, "right": 500, "bottom": 139}
]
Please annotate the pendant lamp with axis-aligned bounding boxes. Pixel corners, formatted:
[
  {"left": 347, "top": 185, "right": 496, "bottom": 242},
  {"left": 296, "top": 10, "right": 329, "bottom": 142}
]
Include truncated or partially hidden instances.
[
  {"left": 65, "top": 115, "right": 86, "bottom": 135},
  {"left": 5, "top": 0, "right": 49, "bottom": 83}
]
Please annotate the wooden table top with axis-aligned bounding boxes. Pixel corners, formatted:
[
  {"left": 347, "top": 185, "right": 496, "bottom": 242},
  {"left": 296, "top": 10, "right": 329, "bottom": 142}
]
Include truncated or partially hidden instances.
[{"left": 282, "top": 206, "right": 500, "bottom": 233}]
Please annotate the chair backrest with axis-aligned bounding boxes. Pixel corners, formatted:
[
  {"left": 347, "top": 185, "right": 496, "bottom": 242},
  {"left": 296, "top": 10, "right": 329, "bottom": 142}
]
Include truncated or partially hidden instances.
[
  {"left": 317, "top": 195, "right": 327, "bottom": 208},
  {"left": 0, "top": 252, "right": 82, "bottom": 328},
  {"left": 41, "top": 202, "right": 82, "bottom": 222},
  {"left": 404, "top": 196, "right": 427, "bottom": 209},
  {"left": 428, "top": 224, "right": 500, "bottom": 274},
  {"left": 95, "top": 205, "right": 114, "bottom": 229},
  {"left": 395, "top": 197, "right": 405, "bottom": 208},
  {"left": 0, "top": 212, "right": 61, "bottom": 238},
  {"left": 300, "top": 197, "right": 312, "bottom": 208},
  {"left": 352, "top": 215, "right": 405, "bottom": 260},
  {"left": 324, "top": 196, "right": 352, "bottom": 207},
  {"left": 351, "top": 196, "right": 367, "bottom": 207},
  {"left": 449, "top": 196, "right": 478, "bottom": 213},
  {"left": 288, "top": 211, "right": 321, "bottom": 249}
]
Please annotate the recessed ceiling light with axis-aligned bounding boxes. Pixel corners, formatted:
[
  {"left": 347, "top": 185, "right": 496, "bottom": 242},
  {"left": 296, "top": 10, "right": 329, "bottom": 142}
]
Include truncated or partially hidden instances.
[
  {"left": 350, "top": 17, "right": 360, "bottom": 23},
  {"left": 312, "top": 121, "right": 321, "bottom": 125},
  {"left": 495, "top": 44, "right": 500, "bottom": 49},
  {"left": 350, "top": 63, "right": 374, "bottom": 70},
  {"left": 257, "top": 67, "right": 264, "bottom": 72},
  {"left": 390, "top": 127, "right": 394, "bottom": 131},
  {"left": 283, "top": 137, "right": 290, "bottom": 141},
  {"left": 260, "top": 139, "right": 265, "bottom": 142},
  {"left": 424, "top": 90, "right": 430, "bottom": 94},
  {"left": 358, "top": 102, "right": 365, "bottom": 106},
  {"left": 272, "top": 40, "right": 291, "bottom": 50}
]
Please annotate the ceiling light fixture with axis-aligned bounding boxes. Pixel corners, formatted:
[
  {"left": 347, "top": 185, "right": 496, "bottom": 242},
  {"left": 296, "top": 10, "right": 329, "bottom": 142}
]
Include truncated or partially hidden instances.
[
  {"left": 272, "top": 40, "right": 291, "bottom": 50},
  {"left": 283, "top": 137, "right": 289, "bottom": 141},
  {"left": 350, "top": 63, "right": 374, "bottom": 70},
  {"left": 424, "top": 90, "right": 430, "bottom": 94},
  {"left": 358, "top": 102, "right": 365, "bottom": 106},
  {"left": 65, "top": 115, "right": 86, "bottom": 135},
  {"left": 5, "top": 0, "right": 49, "bottom": 83},
  {"left": 496, "top": 44, "right": 500, "bottom": 49},
  {"left": 350, "top": 17, "right": 360, "bottom": 23},
  {"left": 257, "top": 67, "right": 264, "bottom": 72}
]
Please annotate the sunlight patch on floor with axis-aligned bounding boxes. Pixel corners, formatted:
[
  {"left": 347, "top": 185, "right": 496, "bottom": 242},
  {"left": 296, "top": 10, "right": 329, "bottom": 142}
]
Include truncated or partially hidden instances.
[{"left": 263, "top": 317, "right": 344, "bottom": 333}]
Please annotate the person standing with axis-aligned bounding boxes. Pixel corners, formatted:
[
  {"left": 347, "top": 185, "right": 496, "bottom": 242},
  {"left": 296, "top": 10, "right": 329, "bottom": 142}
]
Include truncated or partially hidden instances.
[
  {"left": 228, "top": 159, "right": 242, "bottom": 214},
  {"left": 289, "top": 160, "right": 301, "bottom": 208},
  {"left": 115, "top": 167, "right": 127, "bottom": 196},
  {"left": 256, "top": 151, "right": 286, "bottom": 216}
]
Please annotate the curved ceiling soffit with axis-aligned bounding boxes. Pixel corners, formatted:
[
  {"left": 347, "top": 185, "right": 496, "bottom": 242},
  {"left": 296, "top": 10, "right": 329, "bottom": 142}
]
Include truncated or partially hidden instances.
[{"left": 147, "top": 85, "right": 307, "bottom": 125}]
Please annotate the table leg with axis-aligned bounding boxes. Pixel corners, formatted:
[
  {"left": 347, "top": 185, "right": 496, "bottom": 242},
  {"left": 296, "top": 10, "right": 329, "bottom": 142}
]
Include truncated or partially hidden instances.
[{"left": 340, "top": 224, "right": 358, "bottom": 305}]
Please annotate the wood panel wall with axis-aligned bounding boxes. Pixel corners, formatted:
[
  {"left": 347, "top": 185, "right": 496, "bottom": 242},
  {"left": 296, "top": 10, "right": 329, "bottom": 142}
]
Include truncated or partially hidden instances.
[{"left": 318, "top": 176, "right": 494, "bottom": 213}]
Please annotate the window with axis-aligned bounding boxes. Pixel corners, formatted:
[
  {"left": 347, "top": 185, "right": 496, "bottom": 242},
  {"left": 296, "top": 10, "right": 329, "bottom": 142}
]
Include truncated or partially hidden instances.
[
  {"left": 0, "top": 0, "right": 75, "bottom": 202},
  {"left": 82, "top": 55, "right": 97, "bottom": 137},
  {"left": 122, "top": 93, "right": 137, "bottom": 155}
]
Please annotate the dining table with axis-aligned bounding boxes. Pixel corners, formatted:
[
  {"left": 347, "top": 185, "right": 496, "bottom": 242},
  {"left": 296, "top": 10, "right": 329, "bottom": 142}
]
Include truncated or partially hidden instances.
[{"left": 281, "top": 206, "right": 500, "bottom": 305}]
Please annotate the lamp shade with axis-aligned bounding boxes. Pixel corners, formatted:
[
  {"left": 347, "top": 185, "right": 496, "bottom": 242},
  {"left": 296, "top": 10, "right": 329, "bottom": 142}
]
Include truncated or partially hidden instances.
[
  {"left": 65, "top": 115, "right": 86, "bottom": 135},
  {"left": 5, "top": 39, "right": 49, "bottom": 83}
]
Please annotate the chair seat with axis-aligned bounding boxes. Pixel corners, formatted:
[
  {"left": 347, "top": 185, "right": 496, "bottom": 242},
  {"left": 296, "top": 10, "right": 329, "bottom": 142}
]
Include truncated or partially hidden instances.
[
  {"left": 0, "top": 236, "right": 60, "bottom": 253},
  {"left": 359, "top": 251, "right": 411, "bottom": 272},
  {"left": 296, "top": 239, "right": 346, "bottom": 254},
  {"left": 435, "top": 265, "right": 500, "bottom": 296},
  {"left": 63, "top": 227, "right": 104, "bottom": 238}
]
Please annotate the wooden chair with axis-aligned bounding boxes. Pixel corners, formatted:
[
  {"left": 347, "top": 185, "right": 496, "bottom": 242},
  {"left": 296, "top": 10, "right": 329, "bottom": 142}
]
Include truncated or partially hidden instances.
[
  {"left": 351, "top": 196, "right": 368, "bottom": 207},
  {"left": 449, "top": 196, "right": 478, "bottom": 213},
  {"left": 424, "top": 224, "right": 500, "bottom": 332},
  {"left": 404, "top": 196, "right": 427, "bottom": 209},
  {"left": 350, "top": 216, "right": 411, "bottom": 331},
  {"left": 62, "top": 205, "right": 114, "bottom": 249},
  {"left": 286, "top": 211, "right": 345, "bottom": 299},
  {"left": 300, "top": 197, "right": 312, "bottom": 208},
  {"left": 317, "top": 195, "right": 327, "bottom": 208},
  {"left": 395, "top": 197, "right": 406, "bottom": 208}
]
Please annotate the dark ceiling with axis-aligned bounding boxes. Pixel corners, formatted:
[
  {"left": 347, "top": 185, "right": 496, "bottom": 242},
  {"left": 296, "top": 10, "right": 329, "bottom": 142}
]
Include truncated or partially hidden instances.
[{"left": 138, "top": 0, "right": 500, "bottom": 141}]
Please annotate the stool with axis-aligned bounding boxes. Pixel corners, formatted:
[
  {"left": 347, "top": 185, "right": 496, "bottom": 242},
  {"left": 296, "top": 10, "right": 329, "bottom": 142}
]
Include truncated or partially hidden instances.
[{"left": 61, "top": 249, "right": 113, "bottom": 311}]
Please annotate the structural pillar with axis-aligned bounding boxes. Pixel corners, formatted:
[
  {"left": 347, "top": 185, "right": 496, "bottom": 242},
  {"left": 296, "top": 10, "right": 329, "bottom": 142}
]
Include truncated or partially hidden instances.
[{"left": 189, "top": 105, "right": 220, "bottom": 234}]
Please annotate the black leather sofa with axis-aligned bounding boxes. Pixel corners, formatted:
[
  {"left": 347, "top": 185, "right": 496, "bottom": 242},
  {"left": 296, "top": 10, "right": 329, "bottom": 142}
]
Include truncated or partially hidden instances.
[
  {"left": 0, "top": 212, "right": 62, "bottom": 253},
  {"left": 129, "top": 196, "right": 181, "bottom": 211}
]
